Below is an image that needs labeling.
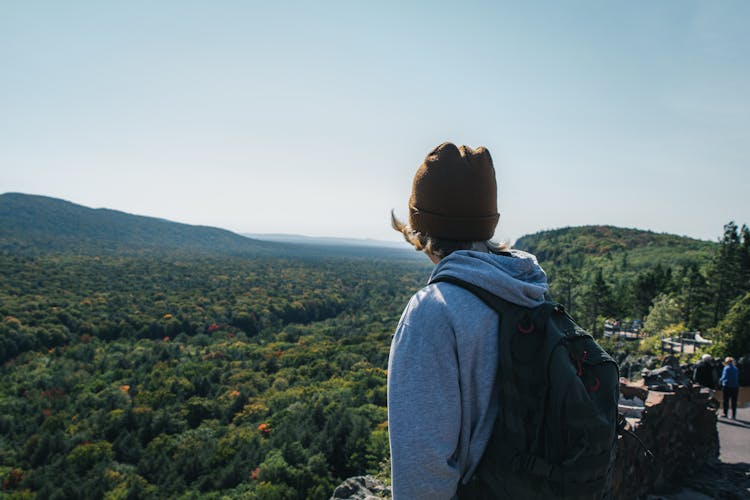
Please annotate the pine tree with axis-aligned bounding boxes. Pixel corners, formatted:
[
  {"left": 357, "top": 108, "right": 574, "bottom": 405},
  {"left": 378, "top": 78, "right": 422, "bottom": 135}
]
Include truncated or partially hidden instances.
[
  {"left": 629, "top": 264, "right": 673, "bottom": 320},
  {"left": 550, "top": 266, "right": 580, "bottom": 314},
  {"left": 741, "top": 224, "right": 750, "bottom": 291},
  {"left": 708, "top": 222, "right": 745, "bottom": 324},
  {"left": 581, "top": 268, "right": 614, "bottom": 337},
  {"left": 677, "top": 263, "right": 711, "bottom": 331}
]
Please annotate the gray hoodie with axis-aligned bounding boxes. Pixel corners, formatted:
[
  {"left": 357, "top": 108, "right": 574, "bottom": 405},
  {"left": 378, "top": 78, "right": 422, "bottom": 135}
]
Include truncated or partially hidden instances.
[{"left": 387, "top": 249, "right": 548, "bottom": 499}]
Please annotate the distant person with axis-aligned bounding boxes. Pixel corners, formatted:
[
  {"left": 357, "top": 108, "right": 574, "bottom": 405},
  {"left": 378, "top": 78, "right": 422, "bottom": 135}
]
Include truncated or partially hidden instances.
[
  {"left": 693, "top": 354, "right": 715, "bottom": 388},
  {"left": 720, "top": 356, "right": 739, "bottom": 419},
  {"left": 387, "top": 143, "right": 617, "bottom": 498}
]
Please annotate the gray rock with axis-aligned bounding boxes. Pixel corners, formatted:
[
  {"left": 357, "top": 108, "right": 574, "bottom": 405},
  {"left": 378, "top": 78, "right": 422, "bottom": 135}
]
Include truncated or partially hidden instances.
[
  {"left": 642, "top": 364, "right": 692, "bottom": 391},
  {"left": 330, "top": 475, "right": 391, "bottom": 500}
]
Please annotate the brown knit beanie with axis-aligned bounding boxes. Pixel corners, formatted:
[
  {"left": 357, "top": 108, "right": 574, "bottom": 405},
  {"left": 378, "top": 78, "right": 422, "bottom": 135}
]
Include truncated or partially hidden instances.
[{"left": 408, "top": 142, "right": 499, "bottom": 241}]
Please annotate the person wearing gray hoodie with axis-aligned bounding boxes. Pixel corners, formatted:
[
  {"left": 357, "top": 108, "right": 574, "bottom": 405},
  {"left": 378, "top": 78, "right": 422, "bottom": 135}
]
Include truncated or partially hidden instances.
[{"left": 388, "top": 142, "right": 549, "bottom": 499}]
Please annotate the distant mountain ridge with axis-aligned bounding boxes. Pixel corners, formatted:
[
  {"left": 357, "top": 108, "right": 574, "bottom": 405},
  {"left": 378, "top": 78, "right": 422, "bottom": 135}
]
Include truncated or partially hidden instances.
[
  {"left": 0, "top": 192, "right": 279, "bottom": 255},
  {"left": 0, "top": 193, "right": 716, "bottom": 265},
  {"left": 0, "top": 193, "right": 420, "bottom": 259}
]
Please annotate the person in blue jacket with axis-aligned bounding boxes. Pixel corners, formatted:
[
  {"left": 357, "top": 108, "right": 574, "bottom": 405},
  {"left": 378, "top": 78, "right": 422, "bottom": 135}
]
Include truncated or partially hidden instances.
[
  {"left": 387, "top": 142, "right": 548, "bottom": 499},
  {"left": 720, "top": 356, "right": 739, "bottom": 419}
]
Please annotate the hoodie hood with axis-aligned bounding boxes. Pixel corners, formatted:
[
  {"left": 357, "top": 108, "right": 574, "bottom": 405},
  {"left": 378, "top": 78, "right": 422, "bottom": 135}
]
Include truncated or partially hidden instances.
[{"left": 429, "top": 249, "right": 548, "bottom": 307}]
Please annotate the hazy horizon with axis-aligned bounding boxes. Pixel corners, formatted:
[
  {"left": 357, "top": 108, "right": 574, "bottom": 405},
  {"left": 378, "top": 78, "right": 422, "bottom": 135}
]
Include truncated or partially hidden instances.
[
  {"left": 2, "top": 190, "right": 724, "bottom": 247},
  {"left": 3, "top": 2, "right": 748, "bottom": 243}
]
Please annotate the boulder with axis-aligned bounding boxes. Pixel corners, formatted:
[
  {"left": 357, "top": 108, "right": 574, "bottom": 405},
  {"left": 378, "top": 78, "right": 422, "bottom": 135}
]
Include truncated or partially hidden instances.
[
  {"left": 331, "top": 476, "right": 391, "bottom": 500},
  {"left": 620, "top": 378, "right": 648, "bottom": 401},
  {"left": 641, "top": 365, "right": 692, "bottom": 391}
]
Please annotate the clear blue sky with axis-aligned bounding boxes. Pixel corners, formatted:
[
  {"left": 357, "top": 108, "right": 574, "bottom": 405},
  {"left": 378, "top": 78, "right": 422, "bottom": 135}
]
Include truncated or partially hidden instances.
[{"left": 2, "top": 1, "right": 748, "bottom": 244}]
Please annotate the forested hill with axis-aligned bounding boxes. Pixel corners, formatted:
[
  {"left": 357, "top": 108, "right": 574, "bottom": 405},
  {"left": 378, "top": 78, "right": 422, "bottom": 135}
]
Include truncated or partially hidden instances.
[
  {"left": 513, "top": 225, "right": 723, "bottom": 334},
  {"left": 514, "top": 225, "right": 715, "bottom": 271},
  {"left": 0, "top": 193, "right": 281, "bottom": 256},
  {"left": 0, "top": 193, "right": 419, "bottom": 260}
]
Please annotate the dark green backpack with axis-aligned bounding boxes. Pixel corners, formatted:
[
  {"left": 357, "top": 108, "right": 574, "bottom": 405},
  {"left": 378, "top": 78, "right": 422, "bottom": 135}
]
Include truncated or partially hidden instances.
[{"left": 431, "top": 276, "right": 619, "bottom": 499}]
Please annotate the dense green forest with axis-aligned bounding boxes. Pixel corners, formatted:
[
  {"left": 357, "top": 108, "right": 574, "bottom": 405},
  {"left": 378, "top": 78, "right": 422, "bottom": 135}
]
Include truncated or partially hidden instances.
[
  {"left": 0, "top": 252, "right": 430, "bottom": 498},
  {"left": 2, "top": 194, "right": 749, "bottom": 498}
]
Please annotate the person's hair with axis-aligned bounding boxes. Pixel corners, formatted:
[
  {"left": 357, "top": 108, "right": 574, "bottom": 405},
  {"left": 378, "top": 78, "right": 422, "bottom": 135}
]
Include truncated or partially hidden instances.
[
  {"left": 724, "top": 356, "right": 735, "bottom": 365},
  {"left": 391, "top": 210, "right": 508, "bottom": 261}
]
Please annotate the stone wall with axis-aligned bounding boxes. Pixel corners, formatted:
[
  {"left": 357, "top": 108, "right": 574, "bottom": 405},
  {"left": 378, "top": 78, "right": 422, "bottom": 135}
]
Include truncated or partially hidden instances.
[{"left": 614, "top": 378, "right": 719, "bottom": 499}]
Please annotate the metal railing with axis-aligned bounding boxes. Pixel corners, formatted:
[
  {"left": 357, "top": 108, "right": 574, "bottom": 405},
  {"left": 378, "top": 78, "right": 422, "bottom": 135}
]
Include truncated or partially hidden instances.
[{"left": 660, "top": 332, "right": 712, "bottom": 354}]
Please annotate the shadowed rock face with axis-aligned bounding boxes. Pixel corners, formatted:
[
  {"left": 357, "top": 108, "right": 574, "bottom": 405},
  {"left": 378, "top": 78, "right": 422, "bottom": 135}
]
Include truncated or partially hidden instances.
[{"left": 615, "top": 378, "right": 720, "bottom": 499}]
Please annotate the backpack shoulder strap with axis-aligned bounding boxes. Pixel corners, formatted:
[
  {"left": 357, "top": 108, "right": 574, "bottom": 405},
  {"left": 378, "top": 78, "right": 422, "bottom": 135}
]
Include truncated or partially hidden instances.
[
  {"left": 430, "top": 274, "right": 558, "bottom": 325},
  {"left": 430, "top": 274, "right": 559, "bottom": 451},
  {"left": 429, "top": 275, "right": 513, "bottom": 315}
]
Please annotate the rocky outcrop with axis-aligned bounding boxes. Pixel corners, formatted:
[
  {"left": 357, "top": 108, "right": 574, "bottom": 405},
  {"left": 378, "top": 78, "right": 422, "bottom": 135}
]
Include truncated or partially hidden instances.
[
  {"left": 613, "top": 368, "right": 720, "bottom": 499},
  {"left": 330, "top": 475, "right": 390, "bottom": 499}
]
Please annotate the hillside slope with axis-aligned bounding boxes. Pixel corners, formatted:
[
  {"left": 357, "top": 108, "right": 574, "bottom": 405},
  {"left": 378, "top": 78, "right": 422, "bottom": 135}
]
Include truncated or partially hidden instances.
[
  {"left": 514, "top": 225, "right": 715, "bottom": 272},
  {"left": 0, "top": 192, "right": 280, "bottom": 255}
]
